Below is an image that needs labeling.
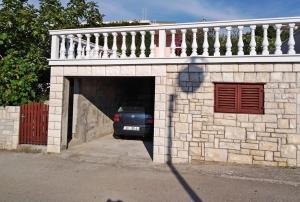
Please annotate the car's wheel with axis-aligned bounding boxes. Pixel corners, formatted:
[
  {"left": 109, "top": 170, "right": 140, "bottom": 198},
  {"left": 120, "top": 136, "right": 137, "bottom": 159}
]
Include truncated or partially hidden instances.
[{"left": 113, "top": 133, "right": 122, "bottom": 139}]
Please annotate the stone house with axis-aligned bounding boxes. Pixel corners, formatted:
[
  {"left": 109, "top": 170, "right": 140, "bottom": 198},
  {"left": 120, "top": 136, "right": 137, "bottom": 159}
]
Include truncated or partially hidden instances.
[{"left": 46, "top": 16, "right": 300, "bottom": 167}]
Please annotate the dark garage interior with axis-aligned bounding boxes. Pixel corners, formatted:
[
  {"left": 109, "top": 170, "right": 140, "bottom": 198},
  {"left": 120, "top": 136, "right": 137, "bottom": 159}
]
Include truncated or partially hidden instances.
[{"left": 64, "top": 76, "right": 155, "bottom": 158}]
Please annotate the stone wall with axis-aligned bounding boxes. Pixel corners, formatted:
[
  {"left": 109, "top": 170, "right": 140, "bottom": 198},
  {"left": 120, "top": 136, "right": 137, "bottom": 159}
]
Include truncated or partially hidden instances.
[
  {"left": 0, "top": 107, "right": 20, "bottom": 150},
  {"left": 166, "top": 63, "right": 300, "bottom": 167}
]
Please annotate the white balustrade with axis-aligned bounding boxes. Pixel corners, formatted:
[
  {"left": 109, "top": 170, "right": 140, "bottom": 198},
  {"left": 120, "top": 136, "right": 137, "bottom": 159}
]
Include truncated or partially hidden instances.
[
  {"left": 59, "top": 35, "right": 66, "bottom": 59},
  {"left": 238, "top": 26, "right": 244, "bottom": 56},
  {"left": 149, "top": 31, "right": 155, "bottom": 58},
  {"left": 170, "top": 30, "right": 176, "bottom": 57},
  {"left": 140, "top": 31, "right": 146, "bottom": 58},
  {"left": 214, "top": 27, "right": 220, "bottom": 56},
  {"left": 202, "top": 28, "right": 209, "bottom": 56},
  {"left": 94, "top": 33, "right": 100, "bottom": 59},
  {"left": 250, "top": 25, "right": 257, "bottom": 56},
  {"left": 50, "top": 17, "right": 300, "bottom": 61},
  {"left": 112, "top": 32, "right": 118, "bottom": 58},
  {"left": 76, "top": 34, "right": 83, "bottom": 59},
  {"left": 288, "top": 23, "right": 296, "bottom": 55},
  {"left": 181, "top": 29, "right": 187, "bottom": 57},
  {"left": 130, "top": 32, "right": 136, "bottom": 58},
  {"left": 67, "top": 35, "right": 74, "bottom": 59},
  {"left": 102, "top": 33, "right": 108, "bottom": 59},
  {"left": 225, "top": 27, "right": 232, "bottom": 56},
  {"left": 191, "top": 29, "right": 198, "bottom": 56},
  {"left": 121, "top": 32, "right": 127, "bottom": 58},
  {"left": 275, "top": 24, "right": 282, "bottom": 55},
  {"left": 262, "top": 25, "right": 269, "bottom": 56}
]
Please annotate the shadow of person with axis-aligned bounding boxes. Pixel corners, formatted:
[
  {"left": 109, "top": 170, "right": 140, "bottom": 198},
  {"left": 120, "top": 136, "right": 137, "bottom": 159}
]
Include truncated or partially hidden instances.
[{"left": 167, "top": 63, "right": 204, "bottom": 202}]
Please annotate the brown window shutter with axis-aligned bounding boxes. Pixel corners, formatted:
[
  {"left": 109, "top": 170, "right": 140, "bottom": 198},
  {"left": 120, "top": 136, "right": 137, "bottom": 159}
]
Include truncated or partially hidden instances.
[
  {"left": 215, "top": 84, "right": 238, "bottom": 113},
  {"left": 238, "top": 84, "right": 264, "bottom": 114}
]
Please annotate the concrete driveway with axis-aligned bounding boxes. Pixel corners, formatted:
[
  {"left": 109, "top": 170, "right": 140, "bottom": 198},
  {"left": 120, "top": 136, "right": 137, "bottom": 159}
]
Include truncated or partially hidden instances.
[
  {"left": 62, "top": 134, "right": 153, "bottom": 166},
  {"left": 1, "top": 136, "right": 300, "bottom": 202}
]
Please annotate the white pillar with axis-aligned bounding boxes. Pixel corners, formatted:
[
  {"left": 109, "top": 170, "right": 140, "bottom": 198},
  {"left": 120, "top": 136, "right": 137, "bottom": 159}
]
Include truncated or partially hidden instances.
[
  {"left": 238, "top": 26, "right": 244, "bottom": 56},
  {"left": 203, "top": 28, "right": 209, "bottom": 56},
  {"left": 191, "top": 29, "right": 198, "bottom": 56},
  {"left": 140, "top": 31, "right": 146, "bottom": 58},
  {"left": 170, "top": 30, "right": 176, "bottom": 57},
  {"left": 59, "top": 35, "right": 66, "bottom": 59},
  {"left": 130, "top": 32, "right": 136, "bottom": 58},
  {"left": 225, "top": 27, "right": 232, "bottom": 56},
  {"left": 102, "top": 33, "right": 108, "bottom": 59},
  {"left": 85, "top": 34, "right": 91, "bottom": 59},
  {"left": 288, "top": 23, "right": 296, "bottom": 55},
  {"left": 94, "top": 33, "right": 100, "bottom": 59},
  {"left": 250, "top": 25, "right": 257, "bottom": 56},
  {"left": 275, "top": 24, "right": 282, "bottom": 55},
  {"left": 50, "top": 35, "right": 60, "bottom": 59},
  {"left": 76, "top": 34, "right": 83, "bottom": 59},
  {"left": 181, "top": 29, "right": 187, "bottom": 57},
  {"left": 121, "top": 32, "right": 127, "bottom": 58},
  {"left": 112, "top": 32, "right": 118, "bottom": 58},
  {"left": 150, "top": 31, "right": 156, "bottom": 58},
  {"left": 262, "top": 25, "right": 269, "bottom": 56},
  {"left": 159, "top": 30, "right": 166, "bottom": 57},
  {"left": 67, "top": 35, "right": 74, "bottom": 59},
  {"left": 214, "top": 27, "right": 220, "bottom": 56}
]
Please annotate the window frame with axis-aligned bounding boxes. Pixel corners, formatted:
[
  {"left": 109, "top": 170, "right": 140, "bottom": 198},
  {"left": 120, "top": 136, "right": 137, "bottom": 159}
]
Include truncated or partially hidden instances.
[{"left": 214, "top": 82, "right": 265, "bottom": 114}]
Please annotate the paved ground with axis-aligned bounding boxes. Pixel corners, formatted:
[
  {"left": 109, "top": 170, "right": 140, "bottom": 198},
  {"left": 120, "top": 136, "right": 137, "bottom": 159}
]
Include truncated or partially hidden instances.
[{"left": 1, "top": 135, "right": 300, "bottom": 202}]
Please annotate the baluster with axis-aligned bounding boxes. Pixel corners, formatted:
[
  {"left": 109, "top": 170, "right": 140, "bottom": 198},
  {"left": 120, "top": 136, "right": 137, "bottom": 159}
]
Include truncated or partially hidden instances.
[
  {"left": 275, "top": 24, "right": 282, "bottom": 55},
  {"left": 59, "top": 35, "right": 66, "bottom": 59},
  {"left": 170, "top": 30, "right": 176, "bottom": 57},
  {"left": 82, "top": 46, "right": 86, "bottom": 57},
  {"left": 130, "top": 32, "right": 136, "bottom": 58},
  {"left": 67, "top": 35, "right": 74, "bottom": 59},
  {"left": 112, "top": 32, "right": 118, "bottom": 58},
  {"left": 94, "top": 33, "right": 100, "bottom": 59},
  {"left": 181, "top": 29, "right": 187, "bottom": 57},
  {"left": 250, "top": 25, "right": 257, "bottom": 56},
  {"left": 191, "top": 29, "right": 198, "bottom": 56},
  {"left": 150, "top": 31, "right": 155, "bottom": 58},
  {"left": 85, "top": 34, "right": 91, "bottom": 59},
  {"left": 214, "top": 27, "right": 220, "bottom": 56},
  {"left": 140, "top": 31, "right": 146, "bottom": 58},
  {"left": 238, "top": 26, "right": 244, "bottom": 56},
  {"left": 102, "top": 33, "right": 108, "bottom": 59},
  {"left": 262, "top": 25, "right": 269, "bottom": 55},
  {"left": 202, "top": 28, "right": 209, "bottom": 56},
  {"left": 288, "top": 23, "right": 296, "bottom": 55},
  {"left": 76, "top": 34, "right": 83, "bottom": 59},
  {"left": 121, "top": 32, "right": 127, "bottom": 58},
  {"left": 225, "top": 27, "right": 232, "bottom": 56}
]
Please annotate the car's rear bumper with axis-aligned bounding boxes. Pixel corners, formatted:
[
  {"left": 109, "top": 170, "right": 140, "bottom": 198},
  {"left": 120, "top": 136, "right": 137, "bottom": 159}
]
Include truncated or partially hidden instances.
[{"left": 113, "top": 123, "right": 153, "bottom": 137}]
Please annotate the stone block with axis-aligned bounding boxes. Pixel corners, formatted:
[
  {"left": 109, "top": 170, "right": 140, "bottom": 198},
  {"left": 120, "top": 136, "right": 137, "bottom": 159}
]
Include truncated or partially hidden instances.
[
  {"left": 225, "top": 126, "right": 246, "bottom": 140},
  {"left": 274, "top": 64, "right": 293, "bottom": 72},
  {"left": 259, "top": 141, "right": 278, "bottom": 151},
  {"left": 220, "top": 142, "right": 240, "bottom": 150},
  {"left": 120, "top": 65, "right": 136, "bottom": 76},
  {"left": 136, "top": 65, "right": 152, "bottom": 76},
  {"left": 175, "top": 122, "right": 189, "bottom": 133},
  {"left": 205, "top": 148, "right": 228, "bottom": 162},
  {"left": 265, "top": 151, "right": 274, "bottom": 161},
  {"left": 228, "top": 153, "right": 252, "bottom": 164},
  {"left": 241, "top": 143, "right": 258, "bottom": 150},
  {"left": 287, "top": 134, "right": 300, "bottom": 144},
  {"left": 255, "top": 64, "right": 273, "bottom": 72},
  {"left": 239, "top": 64, "right": 254, "bottom": 72},
  {"left": 278, "top": 119, "right": 289, "bottom": 129},
  {"left": 281, "top": 145, "right": 297, "bottom": 158}
]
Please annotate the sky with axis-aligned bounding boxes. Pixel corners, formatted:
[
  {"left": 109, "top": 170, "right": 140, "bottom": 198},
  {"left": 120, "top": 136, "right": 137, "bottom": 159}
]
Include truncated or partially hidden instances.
[{"left": 26, "top": 0, "right": 300, "bottom": 23}]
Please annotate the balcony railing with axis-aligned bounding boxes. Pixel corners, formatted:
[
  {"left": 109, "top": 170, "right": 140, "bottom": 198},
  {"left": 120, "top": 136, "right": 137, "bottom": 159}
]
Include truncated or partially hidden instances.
[{"left": 49, "top": 17, "right": 300, "bottom": 61}]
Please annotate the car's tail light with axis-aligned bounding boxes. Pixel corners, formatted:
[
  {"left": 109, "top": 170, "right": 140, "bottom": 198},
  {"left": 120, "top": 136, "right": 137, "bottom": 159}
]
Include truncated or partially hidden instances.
[
  {"left": 113, "top": 113, "right": 120, "bottom": 122},
  {"left": 146, "top": 116, "right": 154, "bottom": 124}
]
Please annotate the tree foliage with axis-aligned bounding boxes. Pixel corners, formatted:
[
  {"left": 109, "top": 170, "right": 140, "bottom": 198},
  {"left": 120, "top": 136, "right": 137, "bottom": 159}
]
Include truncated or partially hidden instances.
[{"left": 0, "top": 0, "right": 103, "bottom": 106}]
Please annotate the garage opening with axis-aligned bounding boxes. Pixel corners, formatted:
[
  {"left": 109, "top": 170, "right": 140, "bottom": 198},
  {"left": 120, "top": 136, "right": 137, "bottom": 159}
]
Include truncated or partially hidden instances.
[{"left": 64, "top": 76, "right": 155, "bottom": 160}]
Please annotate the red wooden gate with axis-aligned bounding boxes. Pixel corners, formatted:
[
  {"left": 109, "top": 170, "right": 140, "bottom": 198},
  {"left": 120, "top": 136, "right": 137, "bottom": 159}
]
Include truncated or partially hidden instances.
[{"left": 19, "top": 103, "right": 49, "bottom": 145}]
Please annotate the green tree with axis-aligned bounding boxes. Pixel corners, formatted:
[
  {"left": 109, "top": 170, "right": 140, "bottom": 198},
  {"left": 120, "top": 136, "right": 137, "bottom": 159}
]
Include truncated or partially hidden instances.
[{"left": 0, "top": 0, "right": 103, "bottom": 106}]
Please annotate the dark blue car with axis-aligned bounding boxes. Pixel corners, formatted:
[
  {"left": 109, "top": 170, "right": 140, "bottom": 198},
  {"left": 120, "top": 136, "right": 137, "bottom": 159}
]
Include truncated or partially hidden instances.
[{"left": 113, "top": 106, "right": 154, "bottom": 138}]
